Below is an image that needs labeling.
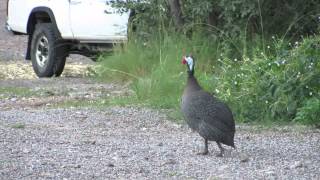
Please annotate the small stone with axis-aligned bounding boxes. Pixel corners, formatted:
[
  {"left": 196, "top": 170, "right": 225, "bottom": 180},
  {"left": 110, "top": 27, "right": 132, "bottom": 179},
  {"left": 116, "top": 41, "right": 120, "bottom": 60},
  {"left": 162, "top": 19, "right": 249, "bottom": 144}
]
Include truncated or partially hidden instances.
[
  {"left": 290, "top": 161, "right": 303, "bottom": 169},
  {"left": 107, "top": 163, "right": 115, "bottom": 167},
  {"left": 162, "top": 159, "right": 176, "bottom": 166},
  {"left": 85, "top": 155, "right": 93, "bottom": 159},
  {"left": 265, "top": 170, "right": 275, "bottom": 175},
  {"left": 218, "top": 165, "right": 228, "bottom": 171},
  {"left": 22, "top": 148, "right": 30, "bottom": 154},
  {"left": 158, "top": 142, "right": 163, "bottom": 146},
  {"left": 239, "top": 153, "right": 249, "bottom": 163},
  {"left": 10, "top": 97, "right": 17, "bottom": 102}
]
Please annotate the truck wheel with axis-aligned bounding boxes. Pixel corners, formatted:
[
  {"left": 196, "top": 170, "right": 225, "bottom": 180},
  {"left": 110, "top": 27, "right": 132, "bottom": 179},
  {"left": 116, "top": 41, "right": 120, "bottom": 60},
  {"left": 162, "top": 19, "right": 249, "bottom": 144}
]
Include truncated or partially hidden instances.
[{"left": 31, "top": 23, "right": 67, "bottom": 77}]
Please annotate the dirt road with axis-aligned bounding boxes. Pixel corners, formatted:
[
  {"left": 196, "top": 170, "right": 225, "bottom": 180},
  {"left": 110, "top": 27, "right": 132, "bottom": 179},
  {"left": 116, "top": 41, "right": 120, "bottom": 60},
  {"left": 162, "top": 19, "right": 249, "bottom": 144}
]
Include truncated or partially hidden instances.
[{"left": 0, "top": 73, "right": 319, "bottom": 179}]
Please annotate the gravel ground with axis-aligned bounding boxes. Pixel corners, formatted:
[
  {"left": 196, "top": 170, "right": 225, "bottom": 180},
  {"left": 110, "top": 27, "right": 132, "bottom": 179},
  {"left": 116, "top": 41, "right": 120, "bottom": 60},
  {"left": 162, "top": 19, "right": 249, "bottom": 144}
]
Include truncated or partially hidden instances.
[
  {"left": 1, "top": 107, "right": 320, "bottom": 180},
  {"left": 0, "top": 66, "right": 319, "bottom": 180}
]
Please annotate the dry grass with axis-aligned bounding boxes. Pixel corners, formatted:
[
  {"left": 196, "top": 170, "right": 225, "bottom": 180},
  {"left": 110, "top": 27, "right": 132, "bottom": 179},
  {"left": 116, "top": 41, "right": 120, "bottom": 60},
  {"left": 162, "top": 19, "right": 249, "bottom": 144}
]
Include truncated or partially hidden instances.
[{"left": 0, "top": 62, "right": 95, "bottom": 80}]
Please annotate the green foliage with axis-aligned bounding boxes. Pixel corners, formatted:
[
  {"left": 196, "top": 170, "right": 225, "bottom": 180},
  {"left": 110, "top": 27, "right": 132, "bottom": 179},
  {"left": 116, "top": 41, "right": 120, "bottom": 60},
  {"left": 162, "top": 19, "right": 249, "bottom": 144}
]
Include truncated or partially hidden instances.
[
  {"left": 211, "top": 36, "right": 320, "bottom": 124},
  {"left": 114, "top": 0, "right": 320, "bottom": 39},
  {"left": 97, "top": 33, "right": 320, "bottom": 125},
  {"left": 294, "top": 98, "right": 320, "bottom": 126},
  {"left": 97, "top": 33, "right": 221, "bottom": 109},
  {"left": 101, "top": 0, "right": 320, "bottom": 126},
  {"left": 11, "top": 123, "right": 26, "bottom": 129},
  {"left": 0, "top": 87, "right": 36, "bottom": 98}
]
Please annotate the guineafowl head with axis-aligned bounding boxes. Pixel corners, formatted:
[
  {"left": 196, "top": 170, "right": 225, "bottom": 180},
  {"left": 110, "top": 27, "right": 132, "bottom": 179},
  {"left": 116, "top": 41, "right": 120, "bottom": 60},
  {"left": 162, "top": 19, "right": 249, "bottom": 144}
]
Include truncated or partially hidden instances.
[{"left": 182, "top": 55, "right": 195, "bottom": 76}]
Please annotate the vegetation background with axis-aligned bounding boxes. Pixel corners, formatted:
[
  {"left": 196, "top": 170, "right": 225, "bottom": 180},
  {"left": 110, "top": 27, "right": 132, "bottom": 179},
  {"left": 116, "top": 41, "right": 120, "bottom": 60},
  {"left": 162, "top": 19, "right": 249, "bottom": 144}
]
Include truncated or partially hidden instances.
[{"left": 97, "top": 0, "right": 320, "bottom": 126}]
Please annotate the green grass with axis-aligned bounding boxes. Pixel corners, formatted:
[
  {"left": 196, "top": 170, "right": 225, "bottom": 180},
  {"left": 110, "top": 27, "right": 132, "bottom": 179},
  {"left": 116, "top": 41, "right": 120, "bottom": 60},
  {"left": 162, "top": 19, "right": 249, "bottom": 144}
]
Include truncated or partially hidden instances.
[
  {"left": 52, "top": 95, "right": 139, "bottom": 109},
  {"left": 11, "top": 123, "right": 26, "bottom": 129},
  {"left": 96, "top": 32, "right": 320, "bottom": 126},
  {"left": 0, "top": 87, "right": 36, "bottom": 98}
]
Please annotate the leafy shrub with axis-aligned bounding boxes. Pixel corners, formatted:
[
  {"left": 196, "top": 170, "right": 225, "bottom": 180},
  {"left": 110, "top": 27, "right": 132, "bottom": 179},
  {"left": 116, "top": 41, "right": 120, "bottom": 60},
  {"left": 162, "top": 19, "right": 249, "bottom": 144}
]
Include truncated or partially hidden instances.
[
  {"left": 294, "top": 98, "right": 320, "bottom": 126},
  {"left": 97, "top": 32, "right": 319, "bottom": 125},
  {"left": 212, "top": 36, "right": 320, "bottom": 123},
  {"left": 114, "top": 0, "right": 320, "bottom": 39}
]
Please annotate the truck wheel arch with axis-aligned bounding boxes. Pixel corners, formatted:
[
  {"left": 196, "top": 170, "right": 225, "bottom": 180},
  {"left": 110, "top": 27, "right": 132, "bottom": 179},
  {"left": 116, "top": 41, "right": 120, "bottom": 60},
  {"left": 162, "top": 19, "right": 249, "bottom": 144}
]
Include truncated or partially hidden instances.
[{"left": 26, "top": 7, "right": 61, "bottom": 60}]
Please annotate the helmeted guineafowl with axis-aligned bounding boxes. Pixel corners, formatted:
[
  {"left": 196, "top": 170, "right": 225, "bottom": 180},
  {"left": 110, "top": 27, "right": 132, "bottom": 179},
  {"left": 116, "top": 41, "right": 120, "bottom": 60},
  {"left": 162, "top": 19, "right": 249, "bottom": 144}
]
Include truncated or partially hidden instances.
[{"left": 181, "top": 55, "right": 235, "bottom": 156}]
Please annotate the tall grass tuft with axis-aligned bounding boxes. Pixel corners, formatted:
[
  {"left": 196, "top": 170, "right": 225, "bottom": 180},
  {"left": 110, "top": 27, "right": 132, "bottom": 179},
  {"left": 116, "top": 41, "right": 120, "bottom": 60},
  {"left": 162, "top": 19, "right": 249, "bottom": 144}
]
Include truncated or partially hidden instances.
[
  {"left": 97, "top": 33, "right": 221, "bottom": 109},
  {"left": 96, "top": 31, "right": 320, "bottom": 126}
]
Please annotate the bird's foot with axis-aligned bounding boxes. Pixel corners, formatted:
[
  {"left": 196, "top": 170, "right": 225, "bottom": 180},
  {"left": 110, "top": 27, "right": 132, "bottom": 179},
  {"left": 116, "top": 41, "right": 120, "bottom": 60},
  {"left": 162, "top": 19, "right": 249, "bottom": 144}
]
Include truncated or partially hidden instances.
[
  {"left": 215, "top": 152, "right": 224, "bottom": 157},
  {"left": 196, "top": 150, "right": 209, "bottom": 155}
]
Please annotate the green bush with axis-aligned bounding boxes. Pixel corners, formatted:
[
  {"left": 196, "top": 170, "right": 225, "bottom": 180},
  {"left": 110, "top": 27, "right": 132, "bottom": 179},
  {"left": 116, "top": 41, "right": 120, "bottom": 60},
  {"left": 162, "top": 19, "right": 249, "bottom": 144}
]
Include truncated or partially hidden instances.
[
  {"left": 97, "top": 33, "right": 320, "bottom": 125},
  {"left": 115, "top": 0, "right": 320, "bottom": 39},
  {"left": 294, "top": 98, "right": 320, "bottom": 126},
  {"left": 212, "top": 36, "right": 320, "bottom": 123}
]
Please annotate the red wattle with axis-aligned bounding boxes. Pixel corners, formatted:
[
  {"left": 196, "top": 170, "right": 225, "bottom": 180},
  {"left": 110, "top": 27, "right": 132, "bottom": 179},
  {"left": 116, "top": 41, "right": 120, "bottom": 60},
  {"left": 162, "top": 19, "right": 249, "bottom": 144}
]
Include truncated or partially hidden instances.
[{"left": 182, "top": 58, "right": 187, "bottom": 64}]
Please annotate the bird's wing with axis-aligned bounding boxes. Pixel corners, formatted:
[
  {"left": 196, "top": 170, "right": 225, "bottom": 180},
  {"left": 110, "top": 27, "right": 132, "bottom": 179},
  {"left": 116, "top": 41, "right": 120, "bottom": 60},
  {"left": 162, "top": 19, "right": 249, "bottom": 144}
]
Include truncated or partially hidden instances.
[{"left": 188, "top": 91, "right": 235, "bottom": 133}]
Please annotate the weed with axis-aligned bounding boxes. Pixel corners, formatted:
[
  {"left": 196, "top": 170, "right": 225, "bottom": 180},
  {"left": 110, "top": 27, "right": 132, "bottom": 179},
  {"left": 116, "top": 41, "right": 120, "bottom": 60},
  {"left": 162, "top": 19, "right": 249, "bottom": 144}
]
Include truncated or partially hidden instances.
[
  {"left": 11, "top": 123, "right": 25, "bottom": 129},
  {"left": 0, "top": 87, "right": 35, "bottom": 98}
]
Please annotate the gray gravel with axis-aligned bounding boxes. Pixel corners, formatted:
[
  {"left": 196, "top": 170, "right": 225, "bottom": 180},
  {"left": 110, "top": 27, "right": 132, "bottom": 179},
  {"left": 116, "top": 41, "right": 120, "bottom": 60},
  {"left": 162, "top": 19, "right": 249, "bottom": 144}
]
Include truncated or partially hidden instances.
[{"left": 1, "top": 107, "right": 320, "bottom": 179}]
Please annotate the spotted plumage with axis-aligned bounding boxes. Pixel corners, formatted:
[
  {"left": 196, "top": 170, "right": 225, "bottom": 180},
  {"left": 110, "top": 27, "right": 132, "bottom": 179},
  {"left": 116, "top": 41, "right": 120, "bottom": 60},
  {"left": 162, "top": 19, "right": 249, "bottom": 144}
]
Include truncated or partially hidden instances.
[{"left": 181, "top": 55, "right": 235, "bottom": 156}]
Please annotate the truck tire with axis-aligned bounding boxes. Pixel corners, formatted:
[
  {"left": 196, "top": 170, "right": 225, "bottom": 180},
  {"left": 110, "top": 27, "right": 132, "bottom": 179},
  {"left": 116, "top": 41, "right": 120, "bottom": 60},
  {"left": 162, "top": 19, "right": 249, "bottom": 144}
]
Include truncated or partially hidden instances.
[{"left": 30, "top": 23, "right": 68, "bottom": 77}]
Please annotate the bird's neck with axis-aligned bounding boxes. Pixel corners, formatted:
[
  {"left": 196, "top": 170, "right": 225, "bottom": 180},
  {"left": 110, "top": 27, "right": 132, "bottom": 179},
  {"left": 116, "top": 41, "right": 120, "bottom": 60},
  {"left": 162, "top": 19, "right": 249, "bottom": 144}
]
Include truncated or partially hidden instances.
[{"left": 186, "top": 73, "right": 202, "bottom": 92}]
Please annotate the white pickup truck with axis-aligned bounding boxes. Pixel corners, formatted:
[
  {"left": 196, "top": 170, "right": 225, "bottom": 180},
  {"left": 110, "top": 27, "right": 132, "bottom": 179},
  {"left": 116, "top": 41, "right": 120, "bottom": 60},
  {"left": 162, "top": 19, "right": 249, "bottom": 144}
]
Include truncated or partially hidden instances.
[{"left": 6, "top": 0, "right": 131, "bottom": 77}]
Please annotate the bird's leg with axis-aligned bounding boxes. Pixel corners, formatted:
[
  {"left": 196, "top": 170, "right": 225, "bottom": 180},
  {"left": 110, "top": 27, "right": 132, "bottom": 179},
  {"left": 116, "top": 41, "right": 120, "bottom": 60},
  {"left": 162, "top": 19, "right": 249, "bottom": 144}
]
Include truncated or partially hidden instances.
[
  {"left": 197, "top": 138, "right": 209, "bottom": 155},
  {"left": 216, "top": 142, "right": 225, "bottom": 157}
]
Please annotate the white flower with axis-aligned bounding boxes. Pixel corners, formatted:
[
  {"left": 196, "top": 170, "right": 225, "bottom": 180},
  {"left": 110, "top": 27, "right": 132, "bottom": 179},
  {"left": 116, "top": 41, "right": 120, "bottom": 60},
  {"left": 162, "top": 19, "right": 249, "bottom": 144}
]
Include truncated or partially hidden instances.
[
  {"left": 215, "top": 89, "right": 220, "bottom": 93},
  {"left": 272, "top": 36, "right": 275, "bottom": 39},
  {"left": 267, "top": 45, "right": 270, "bottom": 49},
  {"left": 234, "top": 58, "right": 238, "bottom": 62},
  {"left": 265, "top": 100, "right": 269, "bottom": 104},
  {"left": 268, "top": 63, "right": 271, "bottom": 66},
  {"left": 306, "top": 85, "right": 309, "bottom": 89},
  {"left": 261, "top": 52, "right": 264, "bottom": 55},
  {"left": 234, "top": 81, "right": 238, "bottom": 85},
  {"left": 309, "top": 92, "right": 313, "bottom": 96}
]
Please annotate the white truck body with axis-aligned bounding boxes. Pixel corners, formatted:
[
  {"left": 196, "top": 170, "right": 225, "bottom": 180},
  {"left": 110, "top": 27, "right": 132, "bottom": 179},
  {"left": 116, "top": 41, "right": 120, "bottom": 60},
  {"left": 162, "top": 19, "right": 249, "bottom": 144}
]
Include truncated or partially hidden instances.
[
  {"left": 5, "top": 0, "right": 132, "bottom": 77},
  {"left": 7, "top": 0, "right": 130, "bottom": 42}
]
